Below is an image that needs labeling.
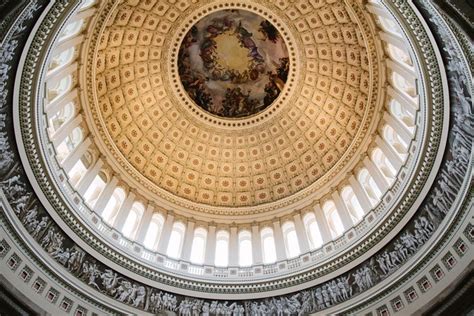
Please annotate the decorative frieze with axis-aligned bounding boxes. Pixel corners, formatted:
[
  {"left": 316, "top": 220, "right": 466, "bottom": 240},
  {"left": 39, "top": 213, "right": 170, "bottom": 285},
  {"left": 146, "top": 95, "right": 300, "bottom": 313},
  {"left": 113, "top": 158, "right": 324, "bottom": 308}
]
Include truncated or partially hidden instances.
[{"left": 0, "top": 0, "right": 471, "bottom": 315}]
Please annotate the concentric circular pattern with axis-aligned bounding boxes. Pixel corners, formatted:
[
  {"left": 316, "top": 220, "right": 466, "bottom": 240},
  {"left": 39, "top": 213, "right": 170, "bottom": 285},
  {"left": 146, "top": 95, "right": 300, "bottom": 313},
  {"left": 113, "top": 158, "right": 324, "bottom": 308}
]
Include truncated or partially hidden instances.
[
  {"left": 90, "top": 0, "right": 379, "bottom": 210},
  {"left": 178, "top": 9, "right": 289, "bottom": 118}
]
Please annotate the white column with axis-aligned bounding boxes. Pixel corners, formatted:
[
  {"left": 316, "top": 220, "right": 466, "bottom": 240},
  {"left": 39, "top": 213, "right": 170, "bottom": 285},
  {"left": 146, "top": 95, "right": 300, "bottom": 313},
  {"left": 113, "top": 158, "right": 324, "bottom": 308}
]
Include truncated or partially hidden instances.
[
  {"left": 180, "top": 221, "right": 195, "bottom": 261},
  {"left": 204, "top": 225, "right": 216, "bottom": 265},
  {"left": 331, "top": 191, "right": 354, "bottom": 231},
  {"left": 51, "top": 35, "right": 84, "bottom": 57},
  {"left": 313, "top": 204, "right": 332, "bottom": 243},
  {"left": 387, "top": 86, "right": 419, "bottom": 112},
  {"left": 94, "top": 177, "right": 118, "bottom": 214},
  {"left": 76, "top": 159, "right": 103, "bottom": 195},
  {"left": 379, "top": 32, "right": 405, "bottom": 51},
  {"left": 349, "top": 175, "right": 373, "bottom": 213},
  {"left": 112, "top": 192, "right": 136, "bottom": 231},
  {"left": 364, "top": 157, "right": 390, "bottom": 192},
  {"left": 383, "top": 112, "right": 413, "bottom": 146},
  {"left": 366, "top": 3, "right": 393, "bottom": 19},
  {"left": 46, "top": 62, "right": 78, "bottom": 87},
  {"left": 157, "top": 212, "right": 175, "bottom": 254},
  {"left": 251, "top": 225, "right": 263, "bottom": 264},
  {"left": 293, "top": 213, "right": 310, "bottom": 253},
  {"left": 51, "top": 115, "right": 82, "bottom": 147},
  {"left": 386, "top": 59, "right": 416, "bottom": 87},
  {"left": 229, "top": 226, "right": 239, "bottom": 266},
  {"left": 45, "top": 89, "right": 78, "bottom": 117},
  {"left": 135, "top": 204, "right": 154, "bottom": 244},
  {"left": 375, "top": 135, "right": 404, "bottom": 170},
  {"left": 61, "top": 137, "right": 91, "bottom": 172},
  {"left": 273, "top": 221, "right": 286, "bottom": 261},
  {"left": 67, "top": 7, "right": 95, "bottom": 23}
]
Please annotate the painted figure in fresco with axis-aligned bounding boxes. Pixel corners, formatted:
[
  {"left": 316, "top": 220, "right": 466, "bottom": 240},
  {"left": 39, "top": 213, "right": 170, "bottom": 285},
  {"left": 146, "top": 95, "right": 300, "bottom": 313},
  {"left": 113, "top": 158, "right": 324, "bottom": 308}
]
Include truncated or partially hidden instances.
[
  {"left": 259, "top": 20, "right": 280, "bottom": 43},
  {"left": 178, "top": 10, "right": 290, "bottom": 118}
]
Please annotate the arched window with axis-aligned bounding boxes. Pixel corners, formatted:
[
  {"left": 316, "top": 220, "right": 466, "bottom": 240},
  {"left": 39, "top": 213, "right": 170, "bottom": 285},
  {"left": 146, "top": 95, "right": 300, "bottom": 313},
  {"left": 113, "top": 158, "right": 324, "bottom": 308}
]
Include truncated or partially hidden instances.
[
  {"left": 389, "top": 99, "right": 415, "bottom": 129},
  {"left": 48, "top": 101, "right": 75, "bottom": 133},
  {"left": 121, "top": 202, "right": 144, "bottom": 239},
  {"left": 83, "top": 171, "right": 107, "bottom": 207},
  {"left": 68, "top": 127, "right": 84, "bottom": 149},
  {"left": 383, "top": 125, "right": 408, "bottom": 155},
  {"left": 55, "top": 139, "right": 71, "bottom": 162},
  {"left": 358, "top": 169, "right": 382, "bottom": 205},
  {"left": 282, "top": 221, "right": 300, "bottom": 258},
  {"left": 391, "top": 72, "right": 416, "bottom": 98},
  {"left": 143, "top": 213, "right": 164, "bottom": 250},
  {"left": 215, "top": 230, "right": 229, "bottom": 267},
  {"left": 377, "top": 17, "right": 401, "bottom": 36},
  {"left": 68, "top": 159, "right": 87, "bottom": 187},
  {"left": 59, "top": 20, "right": 84, "bottom": 42},
  {"left": 238, "top": 230, "right": 252, "bottom": 267},
  {"left": 48, "top": 75, "right": 73, "bottom": 101},
  {"left": 261, "top": 227, "right": 277, "bottom": 264},
  {"left": 55, "top": 126, "right": 83, "bottom": 162},
  {"left": 79, "top": 0, "right": 96, "bottom": 10},
  {"left": 386, "top": 44, "right": 412, "bottom": 67},
  {"left": 372, "top": 148, "right": 397, "bottom": 182},
  {"left": 68, "top": 153, "right": 93, "bottom": 187},
  {"left": 102, "top": 187, "right": 126, "bottom": 225},
  {"left": 190, "top": 227, "right": 207, "bottom": 264},
  {"left": 166, "top": 222, "right": 186, "bottom": 259},
  {"left": 48, "top": 47, "right": 76, "bottom": 73},
  {"left": 303, "top": 212, "right": 323, "bottom": 249},
  {"left": 323, "top": 201, "right": 345, "bottom": 237},
  {"left": 341, "top": 186, "right": 365, "bottom": 222}
]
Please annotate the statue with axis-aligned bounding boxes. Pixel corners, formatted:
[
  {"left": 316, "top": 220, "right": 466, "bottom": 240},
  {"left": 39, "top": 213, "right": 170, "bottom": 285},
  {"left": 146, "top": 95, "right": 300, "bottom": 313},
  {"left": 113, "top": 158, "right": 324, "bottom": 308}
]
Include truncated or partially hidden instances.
[
  {"left": 101, "top": 269, "right": 123, "bottom": 295},
  {"left": 31, "top": 216, "right": 48, "bottom": 238},
  {"left": 132, "top": 286, "right": 146, "bottom": 308},
  {"left": 22, "top": 205, "right": 37, "bottom": 225}
]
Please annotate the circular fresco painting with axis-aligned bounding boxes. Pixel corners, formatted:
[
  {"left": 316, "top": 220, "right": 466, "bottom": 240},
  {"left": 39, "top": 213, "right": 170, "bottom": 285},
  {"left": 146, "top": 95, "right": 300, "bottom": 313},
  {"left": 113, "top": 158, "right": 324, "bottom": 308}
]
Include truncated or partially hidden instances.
[{"left": 178, "top": 10, "right": 290, "bottom": 118}]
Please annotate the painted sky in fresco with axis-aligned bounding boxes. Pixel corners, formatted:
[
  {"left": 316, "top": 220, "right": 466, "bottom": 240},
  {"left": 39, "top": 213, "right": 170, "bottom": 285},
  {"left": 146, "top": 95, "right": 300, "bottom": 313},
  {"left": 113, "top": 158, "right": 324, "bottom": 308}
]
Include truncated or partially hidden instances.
[{"left": 178, "top": 10, "right": 289, "bottom": 118}]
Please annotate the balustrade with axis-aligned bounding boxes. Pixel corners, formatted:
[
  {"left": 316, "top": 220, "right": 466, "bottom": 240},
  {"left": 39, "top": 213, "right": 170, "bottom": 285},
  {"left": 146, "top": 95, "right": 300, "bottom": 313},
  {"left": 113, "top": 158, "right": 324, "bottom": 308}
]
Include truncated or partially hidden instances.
[{"left": 39, "top": 0, "right": 421, "bottom": 278}]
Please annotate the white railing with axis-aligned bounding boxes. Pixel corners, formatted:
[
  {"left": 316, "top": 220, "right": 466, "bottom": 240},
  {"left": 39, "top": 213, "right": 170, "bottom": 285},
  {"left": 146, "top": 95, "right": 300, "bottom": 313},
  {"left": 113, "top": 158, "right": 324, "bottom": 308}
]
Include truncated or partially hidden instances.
[{"left": 52, "top": 172, "right": 410, "bottom": 282}]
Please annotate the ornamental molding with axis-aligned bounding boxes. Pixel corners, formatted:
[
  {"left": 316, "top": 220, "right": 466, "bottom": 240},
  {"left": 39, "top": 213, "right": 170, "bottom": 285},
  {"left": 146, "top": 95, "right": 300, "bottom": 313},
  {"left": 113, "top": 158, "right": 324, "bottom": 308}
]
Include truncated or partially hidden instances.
[
  {"left": 80, "top": 0, "right": 386, "bottom": 216},
  {"left": 0, "top": 0, "right": 471, "bottom": 314},
  {"left": 11, "top": 0, "right": 448, "bottom": 295}
]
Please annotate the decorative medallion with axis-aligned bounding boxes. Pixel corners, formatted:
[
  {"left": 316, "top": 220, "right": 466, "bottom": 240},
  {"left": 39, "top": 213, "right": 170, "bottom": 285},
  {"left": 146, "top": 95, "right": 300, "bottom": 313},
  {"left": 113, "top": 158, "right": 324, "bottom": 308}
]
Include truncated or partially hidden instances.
[{"left": 178, "top": 10, "right": 289, "bottom": 118}]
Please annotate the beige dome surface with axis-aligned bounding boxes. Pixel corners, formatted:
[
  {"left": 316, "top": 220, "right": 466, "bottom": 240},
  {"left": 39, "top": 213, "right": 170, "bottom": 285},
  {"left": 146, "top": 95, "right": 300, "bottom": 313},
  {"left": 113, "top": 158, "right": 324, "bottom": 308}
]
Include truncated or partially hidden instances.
[{"left": 86, "top": 0, "right": 381, "bottom": 214}]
